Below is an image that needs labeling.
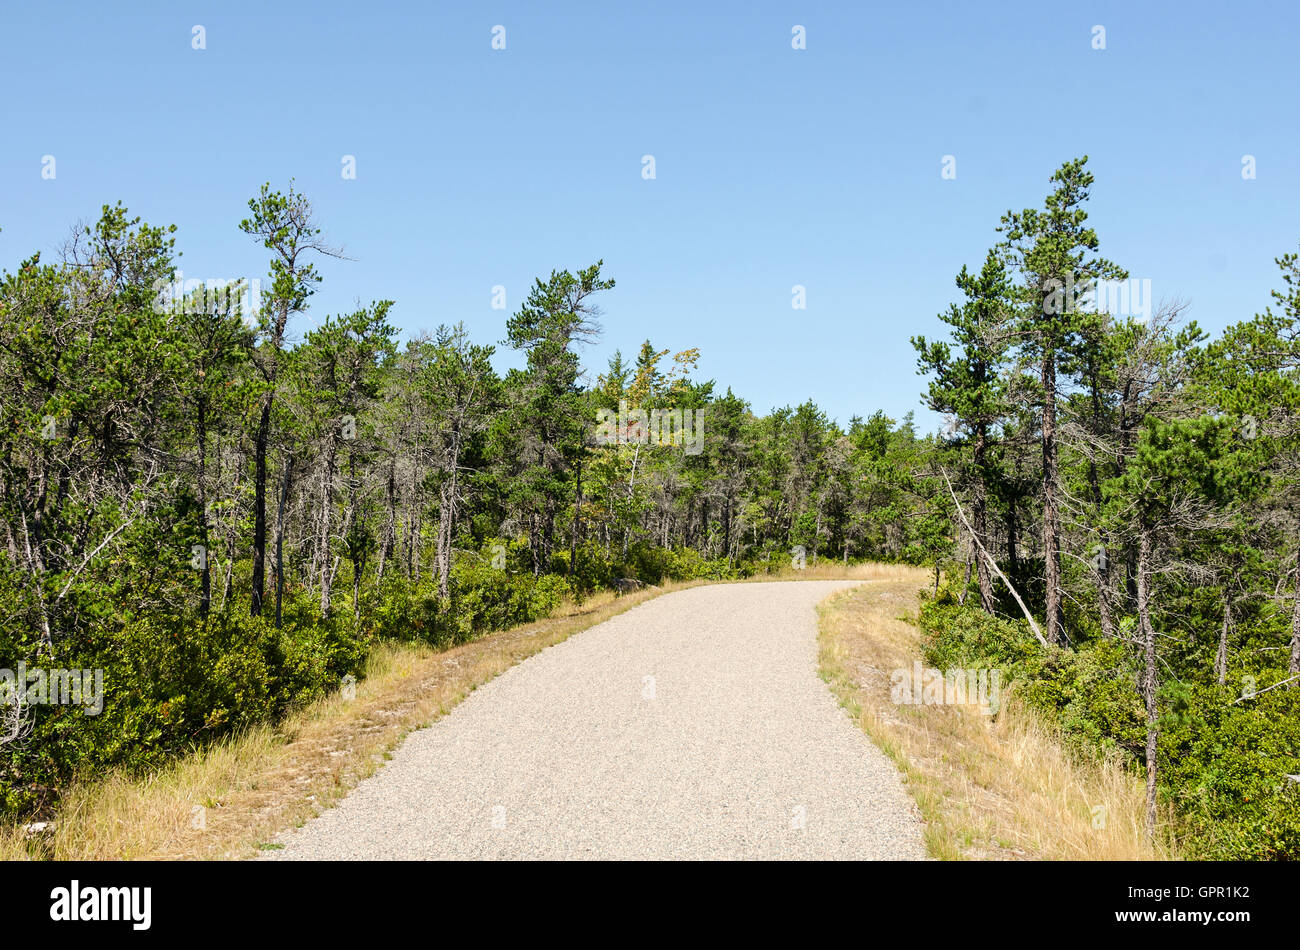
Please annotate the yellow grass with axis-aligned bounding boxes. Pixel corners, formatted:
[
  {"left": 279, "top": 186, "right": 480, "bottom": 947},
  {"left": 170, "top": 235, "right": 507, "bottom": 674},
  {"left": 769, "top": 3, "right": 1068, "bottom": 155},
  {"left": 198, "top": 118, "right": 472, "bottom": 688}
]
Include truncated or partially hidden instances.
[{"left": 817, "top": 576, "right": 1177, "bottom": 860}]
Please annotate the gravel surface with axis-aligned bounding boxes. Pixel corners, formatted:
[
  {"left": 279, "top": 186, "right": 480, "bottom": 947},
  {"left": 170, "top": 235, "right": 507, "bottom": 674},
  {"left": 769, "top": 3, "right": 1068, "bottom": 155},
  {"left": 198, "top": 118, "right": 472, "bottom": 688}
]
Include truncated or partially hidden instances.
[{"left": 265, "top": 581, "right": 927, "bottom": 860}]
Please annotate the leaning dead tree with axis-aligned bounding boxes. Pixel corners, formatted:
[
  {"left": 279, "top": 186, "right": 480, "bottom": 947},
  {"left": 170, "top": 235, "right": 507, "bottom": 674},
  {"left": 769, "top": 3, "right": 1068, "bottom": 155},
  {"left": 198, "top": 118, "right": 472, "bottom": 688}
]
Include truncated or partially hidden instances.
[{"left": 942, "top": 466, "right": 1049, "bottom": 647}]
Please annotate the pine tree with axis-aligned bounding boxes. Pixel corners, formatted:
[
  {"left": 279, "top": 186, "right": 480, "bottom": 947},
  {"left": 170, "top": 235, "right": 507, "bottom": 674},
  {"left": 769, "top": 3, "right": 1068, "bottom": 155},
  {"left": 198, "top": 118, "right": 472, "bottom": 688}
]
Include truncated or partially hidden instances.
[
  {"left": 998, "top": 157, "right": 1127, "bottom": 644},
  {"left": 913, "top": 250, "right": 1014, "bottom": 612}
]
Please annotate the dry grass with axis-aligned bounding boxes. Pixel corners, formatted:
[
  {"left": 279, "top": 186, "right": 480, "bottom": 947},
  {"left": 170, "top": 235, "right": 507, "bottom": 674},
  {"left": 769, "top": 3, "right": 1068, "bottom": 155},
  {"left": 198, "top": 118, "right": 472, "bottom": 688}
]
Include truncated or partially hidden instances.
[
  {"left": 1, "top": 563, "right": 885, "bottom": 861},
  {"left": 755, "top": 562, "right": 924, "bottom": 583},
  {"left": 818, "top": 577, "right": 1177, "bottom": 860}
]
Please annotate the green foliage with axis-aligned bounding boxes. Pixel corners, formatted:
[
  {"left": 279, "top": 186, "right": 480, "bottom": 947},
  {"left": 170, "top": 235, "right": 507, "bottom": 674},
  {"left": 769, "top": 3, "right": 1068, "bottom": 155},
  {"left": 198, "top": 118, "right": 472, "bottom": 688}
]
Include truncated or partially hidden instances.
[
  {"left": 8, "top": 164, "right": 1295, "bottom": 868},
  {"left": 0, "top": 604, "right": 367, "bottom": 815},
  {"left": 919, "top": 595, "right": 1300, "bottom": 858}
]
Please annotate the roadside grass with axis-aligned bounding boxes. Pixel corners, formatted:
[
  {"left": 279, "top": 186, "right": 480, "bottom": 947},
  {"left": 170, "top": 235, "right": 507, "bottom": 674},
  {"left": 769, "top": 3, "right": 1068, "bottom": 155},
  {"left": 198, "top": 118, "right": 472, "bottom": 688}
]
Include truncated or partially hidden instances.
[
  {"left": 818, "top": 578, "right": 1176, "bottom": 860},
  {"left": 1, "top": 563, "right": 888, "bottom": 861}
]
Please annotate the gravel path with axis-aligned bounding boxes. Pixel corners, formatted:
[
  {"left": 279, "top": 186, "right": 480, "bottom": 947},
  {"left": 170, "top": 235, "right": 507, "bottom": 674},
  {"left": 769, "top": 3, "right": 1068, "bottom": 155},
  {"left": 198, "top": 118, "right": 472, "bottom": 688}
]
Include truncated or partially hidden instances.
[{"left": 265, "top": 581, "right": 927, "bottom": 860}]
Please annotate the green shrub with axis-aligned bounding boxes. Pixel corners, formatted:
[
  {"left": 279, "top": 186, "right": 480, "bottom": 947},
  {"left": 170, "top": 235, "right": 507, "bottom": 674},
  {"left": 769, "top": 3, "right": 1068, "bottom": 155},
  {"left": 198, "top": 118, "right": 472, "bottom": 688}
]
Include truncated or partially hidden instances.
[{"left": 917, "top": 596, "right": 1300, "bottom": 859}]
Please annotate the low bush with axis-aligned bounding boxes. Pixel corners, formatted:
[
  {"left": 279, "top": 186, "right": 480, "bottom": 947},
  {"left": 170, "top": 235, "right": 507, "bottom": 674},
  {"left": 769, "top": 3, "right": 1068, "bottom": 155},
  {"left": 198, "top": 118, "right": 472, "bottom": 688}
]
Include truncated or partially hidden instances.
[{"left": 917, "top": 593, "right": 1300, "bottom": 859}]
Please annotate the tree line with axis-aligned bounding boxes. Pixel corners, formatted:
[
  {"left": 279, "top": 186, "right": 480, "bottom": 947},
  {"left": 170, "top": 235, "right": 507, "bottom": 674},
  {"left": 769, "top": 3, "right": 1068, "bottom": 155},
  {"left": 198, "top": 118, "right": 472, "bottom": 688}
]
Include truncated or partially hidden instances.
[
  {"left": 915, "top": 156, "right": 1300, "bottom": 857},
  {"left": 4, "top": 160, "right": 1296, "bottom": 858},
  {"left": 0, "top": 186, "right": 943, "bottom": 814}
]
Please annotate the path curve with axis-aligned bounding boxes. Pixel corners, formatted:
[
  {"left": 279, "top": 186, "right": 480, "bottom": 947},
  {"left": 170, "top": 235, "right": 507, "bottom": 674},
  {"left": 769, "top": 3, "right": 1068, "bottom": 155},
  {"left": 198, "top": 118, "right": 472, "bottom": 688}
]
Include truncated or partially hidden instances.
[{"left": 266, "top": 581, "right": 926, "bottom": 860}]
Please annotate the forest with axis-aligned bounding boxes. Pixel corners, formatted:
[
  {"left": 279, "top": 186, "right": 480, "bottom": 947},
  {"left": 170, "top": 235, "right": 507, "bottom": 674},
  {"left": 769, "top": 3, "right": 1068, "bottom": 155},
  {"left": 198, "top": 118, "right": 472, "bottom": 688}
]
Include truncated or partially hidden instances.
[{"left": 1, "top": 157, "right": 1298, "bottom": 859}]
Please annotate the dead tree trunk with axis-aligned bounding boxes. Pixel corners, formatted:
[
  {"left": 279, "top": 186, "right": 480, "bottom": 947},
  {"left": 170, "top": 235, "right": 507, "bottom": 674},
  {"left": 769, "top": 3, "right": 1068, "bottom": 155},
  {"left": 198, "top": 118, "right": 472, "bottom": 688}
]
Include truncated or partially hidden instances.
[
  {"left": 274, "top": 449, "right": 294, "bottom": 629},
  {"left": 1290, "top": 546, "right": 1300, "bottom": 678},
  {"left": 251, "top": 392, "right": 273, "bottom": 617},
  {"left": 1216, "top": 593, "right": 1231, "bottom": 685},
  {"left": 196, "top": 396, "right": 211, "bottom": 618},
  {"left": 1041, "top": 349, "right": 1065, "bottom": 645},
  {"left": 1137, "top": 526, "right": 1159, "bottom": 838}
]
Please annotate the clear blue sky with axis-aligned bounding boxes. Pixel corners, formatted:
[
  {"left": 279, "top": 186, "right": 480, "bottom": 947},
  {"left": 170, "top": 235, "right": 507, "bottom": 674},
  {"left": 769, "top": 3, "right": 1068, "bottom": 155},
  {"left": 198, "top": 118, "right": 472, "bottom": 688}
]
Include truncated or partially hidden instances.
[{"left": 3, "top": 1, "right": 1297, "bottom": 432}]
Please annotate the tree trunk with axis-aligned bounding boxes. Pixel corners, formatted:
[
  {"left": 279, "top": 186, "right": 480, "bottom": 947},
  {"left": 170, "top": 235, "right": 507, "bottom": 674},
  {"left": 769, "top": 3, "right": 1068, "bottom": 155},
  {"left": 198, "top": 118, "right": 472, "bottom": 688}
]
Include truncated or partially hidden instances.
[
  {"left": 1085, "top": 377, "right": 1114, "bottom": 638},
  {"left": 622, "top": 444, "right": 640, "bottom": 561},
  {"left": 196, "top": 396, "right": 211, "bottom": 618},
  {"left": 250, "top": 395, "right": 272, "bottom": 616},
  {"left": 1216, "top": 593, "right": 1231, "bottom": 685},
  {"left": 1289, "top": 548, "right": 1300, "bottom": 678},
  {"left": 972, "top": 429, "right": 994, "bottom": 613},
  {"left": 959, "top": 542, "right": 972, "bottom": 606},
  {"left": 1005, "top": 498, "right": 1019, "bottom": 579},
  {"left": 568, "top": 454, "right": 582, "bottom": 578},
  {"left": 1096, "top": 555, "right": 1116, "bottom": 639},
  {"left": 344, "top": 451, "right": 361, "bottom": 619},
  {"left": 1041, "top": 349, "right": 1065, "bottom": 645},
  {"left": 318, "top": 439, "right": 338, "bottom": 619},
  {"left": 542, "top": 494, "right": 557, "bottom": 576},
  {"left": 407, "top": 464, "right": 420, "bottom": 581},
  {"left": 378, "top": 461, "right": 396, "bottom": 582},
  {"left": 18, "top": 505, "right": 54, "bottom": 651},
  {"left": 221, "top": 514, "right": 236, "bottom": 611},
  {"left": 812, "top": 506, "right": 822, "bottom": 567},
  {"left": 1136, "top": 526, "right": 1158, "bottom": 838},
  {"left": 274, "top": 449, "right": 294, "bottom": 629},
  {"left": 436, "top": 474, "right": 456, "bottom": 600},
  {"left": 1125, "top": 544, "right": 1139, "bottom": 611}
]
